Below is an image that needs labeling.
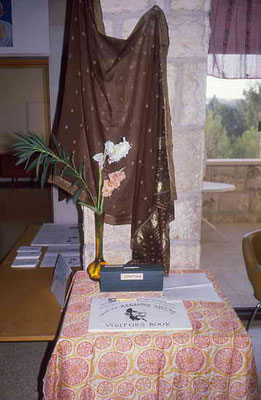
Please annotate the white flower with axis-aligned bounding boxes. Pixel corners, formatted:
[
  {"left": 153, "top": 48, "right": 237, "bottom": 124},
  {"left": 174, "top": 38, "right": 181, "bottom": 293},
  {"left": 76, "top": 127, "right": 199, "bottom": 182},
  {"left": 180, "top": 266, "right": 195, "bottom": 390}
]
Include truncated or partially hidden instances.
[
  {"left": 93, "top": 152, "right": 104, "bottom": 168},
  {"left": 108, "top": 137, "right": 131, "bottom": 164},
  {"left": 104, "top": 141, "right": 115, "bottom": 157}
]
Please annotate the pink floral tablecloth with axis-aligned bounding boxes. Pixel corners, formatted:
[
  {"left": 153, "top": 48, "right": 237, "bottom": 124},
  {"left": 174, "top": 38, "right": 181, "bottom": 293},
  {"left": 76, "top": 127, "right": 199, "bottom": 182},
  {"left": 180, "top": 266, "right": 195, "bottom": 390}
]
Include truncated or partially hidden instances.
[{"left": 43, "top": 270, "right": 259, "bottom": 400}]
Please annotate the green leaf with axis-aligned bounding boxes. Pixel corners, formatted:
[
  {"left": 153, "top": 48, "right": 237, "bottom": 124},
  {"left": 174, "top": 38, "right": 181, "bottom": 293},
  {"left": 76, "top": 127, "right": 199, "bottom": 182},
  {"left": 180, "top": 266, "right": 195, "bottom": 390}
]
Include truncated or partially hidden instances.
[
  {"left": 78, "top": 202, "right": 97, "bottom": 213},
  {"left": 36, "top": 153, "right": 44, "bottom": 178},
  {"left": 15, "top": 155, "right": 28, "bottom": 166},
  {"left": 78, "top": 163, "right": 85, "bottom": 179},
  {"left": 41, "top": 157, "right": 51, "bottom": 188},
  {"left": 51, "top": 134, "right": 62, "bottom": 157},
  {"left": 60, "top": 165, "right": 68, "bottom": 177},
  {"left": 26, "top": 158, "right": 39, "bottom": 172},
  {"left": 71, "top": 178, "right": 80, "bottom": 187},
  {"left": 72, "top": 187, "right": 83, "bottom": 203}
]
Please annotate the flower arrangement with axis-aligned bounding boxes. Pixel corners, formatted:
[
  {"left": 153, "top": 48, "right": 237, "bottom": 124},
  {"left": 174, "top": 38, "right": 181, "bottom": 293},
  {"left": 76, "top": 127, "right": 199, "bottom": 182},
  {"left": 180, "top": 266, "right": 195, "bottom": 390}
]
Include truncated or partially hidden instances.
[
  {"left": 13, "top": 133, "right": 131, "bottom": 280},
  {"left": 92, "top": 137, "right": 131, "bottom": 214}
]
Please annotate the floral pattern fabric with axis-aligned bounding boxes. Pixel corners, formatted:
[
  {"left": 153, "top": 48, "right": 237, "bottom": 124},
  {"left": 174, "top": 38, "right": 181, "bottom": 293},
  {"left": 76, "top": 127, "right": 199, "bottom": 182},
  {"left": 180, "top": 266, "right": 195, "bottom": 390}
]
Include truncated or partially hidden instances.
[{"left": 43, "top": 270, "right": 259, "bottom": 399}]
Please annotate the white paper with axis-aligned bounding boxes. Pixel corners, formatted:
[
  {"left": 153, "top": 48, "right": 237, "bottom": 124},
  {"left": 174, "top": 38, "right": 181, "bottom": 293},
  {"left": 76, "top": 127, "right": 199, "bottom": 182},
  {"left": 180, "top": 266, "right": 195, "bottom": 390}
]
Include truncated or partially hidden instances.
[
  {"left": 31, "top": 224, "right": 80, "bottom": 246},
  {"left": 50, "top": 254, "right": 73, "bottom": 307},
  {"left": 40, "top": 254, "right": 81, "bottom": 268},
  {"left": 12, "top": 258, "right": 39, "bottom": 268},
  {"left": 88, "top": 298, "right": 192, "bottom": 332},
  {"left": 163, "top": 284, "right": 222, "bottom": 302},
  {"left": 17, "top": 246, "right": 42, "bottom": 253},
  {"left": 16, "top": 252, "right": 41, "bottom": 259},
  {"left": 163, "top": 273, "right": 211, "bottom": 290},
  {"left": 46, "top": 245, "right": 80, "bottom": 257}
]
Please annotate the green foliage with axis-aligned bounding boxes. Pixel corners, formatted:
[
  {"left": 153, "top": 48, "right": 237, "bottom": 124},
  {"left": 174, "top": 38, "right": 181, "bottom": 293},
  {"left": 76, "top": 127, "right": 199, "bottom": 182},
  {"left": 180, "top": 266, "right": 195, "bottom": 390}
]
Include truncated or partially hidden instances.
[
  {"left": 207, "top": 96, "right": 246, "bottom": 138},
  {"left": 205, "top": 111, "right": 232, "bottom": 158},
  {"left": 231, "top": 128, "right": 261, "bottom": 158},
  {"left": 206, "top": 83, "right": 261, "bottom": 158},
  {"left": 239, "top": 82, "right": 261, "bottom": 129},
  {"left": 12, "top": 132, "right": 97, "bottom": 211}
]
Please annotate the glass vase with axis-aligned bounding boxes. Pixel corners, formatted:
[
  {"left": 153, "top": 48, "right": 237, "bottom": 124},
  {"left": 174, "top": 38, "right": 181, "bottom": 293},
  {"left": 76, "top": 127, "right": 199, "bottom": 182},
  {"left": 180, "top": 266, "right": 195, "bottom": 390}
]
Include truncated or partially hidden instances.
[{"left": 87, "top": 212, "right": 107, "bottom": 281}]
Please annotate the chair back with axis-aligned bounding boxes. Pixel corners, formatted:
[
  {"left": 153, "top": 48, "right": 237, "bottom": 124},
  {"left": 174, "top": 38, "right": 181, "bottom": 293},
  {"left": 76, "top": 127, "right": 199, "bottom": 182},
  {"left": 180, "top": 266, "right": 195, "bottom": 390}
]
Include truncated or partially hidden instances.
[{"left": 242, "top": 229, "right": 261, "bottom": 301}]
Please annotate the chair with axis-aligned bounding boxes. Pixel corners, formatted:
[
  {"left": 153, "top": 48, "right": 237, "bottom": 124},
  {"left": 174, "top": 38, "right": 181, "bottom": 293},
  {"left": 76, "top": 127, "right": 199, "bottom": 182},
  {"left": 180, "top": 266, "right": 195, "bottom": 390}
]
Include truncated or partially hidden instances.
[{"left": 242, "top": 229, "right": 261, "bottom": 330}]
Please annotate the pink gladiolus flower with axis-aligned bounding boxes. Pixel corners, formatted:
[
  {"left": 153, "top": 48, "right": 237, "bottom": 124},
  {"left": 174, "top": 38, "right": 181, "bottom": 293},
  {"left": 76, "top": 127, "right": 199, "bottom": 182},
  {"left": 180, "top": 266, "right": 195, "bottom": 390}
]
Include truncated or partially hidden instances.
[
  {"left": 108, "top": 170, "right": 126, "bottom": 188},
  {"left": 102, "top": 179, "right": 115, "bottom": 198}
]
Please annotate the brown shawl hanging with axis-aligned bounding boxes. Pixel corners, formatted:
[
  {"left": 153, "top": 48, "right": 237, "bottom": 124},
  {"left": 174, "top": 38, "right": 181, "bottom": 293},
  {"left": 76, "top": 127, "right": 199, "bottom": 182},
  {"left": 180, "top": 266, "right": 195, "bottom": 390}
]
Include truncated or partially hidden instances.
[{"left": 52, "top": 0, "right": 176, "bottom": 275}]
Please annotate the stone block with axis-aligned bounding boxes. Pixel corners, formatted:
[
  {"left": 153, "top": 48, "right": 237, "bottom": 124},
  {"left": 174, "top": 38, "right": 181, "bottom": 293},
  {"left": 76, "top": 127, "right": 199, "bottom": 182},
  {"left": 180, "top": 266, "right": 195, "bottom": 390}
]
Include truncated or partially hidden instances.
[
  {"left": 100, "top": 0, "right": 149, "bottom": 13},
  {"left": 170, "top": 195, "right": 202, "bottom": 241},
  {"left": 206, "top": 213, "right": 235, "bottom": 223},
  {"left": 202, "top": 192, "right": 219, "bottom": 213},
  {"left": 209, "top": 166, "right": 235, "bottom": 182},
  {"left": 167, "top": 63, "right": 178, "bottom": 112},
  {"left": 246, "top": 166, "right": 261, "bottom": 190},
  {"left": 176, "top": 63, "right": 207, "bottom": 127},
  {"left": 172, "top": 129, "right": 204, "bottom": 191},
  {"left": 170, "top": 241, "right": 200, "bottom": 268},
  {"left": 83, "top": 242, "right": 131, "bottom": 269},
  {"left": 103, "top": 18, "right": 114, "bottom": 37},
  {"left": 150, "top": 0, "right": 166, "bottom": 10},
  {"left": 122, "top": 18, "right": 138, "bottom": 38},
  {"left": 250, "top": 191, "right": 261, "bottom": 214},
  {"left": 83, "top": 207, "right": 132, "bottom": 267},
  {"left": 219, "top": 192, "right": 249, "bottom": 213},
  {"left": 233, "top": 213, "right": 252, "bottom": 223},
  {"left": 168, "top": 15, "right": 208, "bottom": 58},
  {"left": 208, "top": 165, "right": 248, "bottom": 191},
  {"left": 170, "top": 0, "right": 207, "bottom": 11},
  {"left": 203, "top": 168, "right": 211, "bottom": 181}
]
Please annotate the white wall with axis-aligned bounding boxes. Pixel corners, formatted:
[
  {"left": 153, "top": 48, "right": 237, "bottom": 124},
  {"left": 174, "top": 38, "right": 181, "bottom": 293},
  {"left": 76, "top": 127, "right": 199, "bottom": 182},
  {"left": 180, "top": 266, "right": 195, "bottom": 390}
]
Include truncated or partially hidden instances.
[{"left": 0, "top": 0, "right": 49, "bottom": 56}]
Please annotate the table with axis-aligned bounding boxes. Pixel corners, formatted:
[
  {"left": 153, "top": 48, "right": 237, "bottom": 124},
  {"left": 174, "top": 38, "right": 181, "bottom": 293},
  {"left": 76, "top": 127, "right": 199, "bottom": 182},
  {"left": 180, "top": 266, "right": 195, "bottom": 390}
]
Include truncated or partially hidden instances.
[
  {"left": 202, "top": 181, "right": 236, "bottom": 242},
  {"left": 202, "top": 181, "right": 235, "bottom": 193},
  {"left": 0, "top": 225, "right": 77, "bottom": 342},
  {"left": 43, "top": 270, "right": 259, "bottom": 400}
]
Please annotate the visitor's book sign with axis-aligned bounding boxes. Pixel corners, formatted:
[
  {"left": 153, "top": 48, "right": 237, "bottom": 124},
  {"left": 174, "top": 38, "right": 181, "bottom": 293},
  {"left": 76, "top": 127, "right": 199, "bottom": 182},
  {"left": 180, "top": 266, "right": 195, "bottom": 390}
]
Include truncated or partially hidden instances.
[
  {"left": 50, "top": 254, "right": 73, "bottom": 307},
  {"left": 88, "top": 298, "right": 192, "bottom": 332}
]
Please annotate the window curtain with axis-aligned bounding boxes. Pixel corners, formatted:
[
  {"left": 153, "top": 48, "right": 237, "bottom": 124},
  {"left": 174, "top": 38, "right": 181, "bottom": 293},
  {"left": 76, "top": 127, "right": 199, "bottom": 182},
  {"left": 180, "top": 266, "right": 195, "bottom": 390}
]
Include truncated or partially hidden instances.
[{"left": 208, "top": 0, "right": 261, "bottom": 78}]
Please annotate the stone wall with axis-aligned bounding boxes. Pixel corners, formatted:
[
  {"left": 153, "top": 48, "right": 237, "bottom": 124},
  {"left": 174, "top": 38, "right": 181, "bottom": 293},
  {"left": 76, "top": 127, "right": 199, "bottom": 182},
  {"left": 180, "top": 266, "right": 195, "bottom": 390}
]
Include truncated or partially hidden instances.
[
  {"left": 203, "top": 159, "right": 261, "bottom": 223},
  {"left": 83, "top": 0, "right": 211, "bottom": 269}
]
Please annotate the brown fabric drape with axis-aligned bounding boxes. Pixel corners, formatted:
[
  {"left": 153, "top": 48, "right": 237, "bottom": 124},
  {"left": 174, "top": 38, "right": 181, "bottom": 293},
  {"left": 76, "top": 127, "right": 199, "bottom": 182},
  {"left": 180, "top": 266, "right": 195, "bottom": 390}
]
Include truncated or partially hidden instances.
[
  {"left": 208, "top": 0, "right": 261, "bottom": 78},
  {"left": 52, "top": 0, "right": 176, "bottom": 274}
]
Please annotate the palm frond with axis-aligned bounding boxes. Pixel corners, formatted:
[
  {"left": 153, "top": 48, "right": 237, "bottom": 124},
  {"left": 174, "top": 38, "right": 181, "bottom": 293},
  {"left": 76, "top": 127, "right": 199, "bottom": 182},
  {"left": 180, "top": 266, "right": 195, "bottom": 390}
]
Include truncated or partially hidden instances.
[{"left": 12, "top": 132, "right": 97, "bottom": 210}]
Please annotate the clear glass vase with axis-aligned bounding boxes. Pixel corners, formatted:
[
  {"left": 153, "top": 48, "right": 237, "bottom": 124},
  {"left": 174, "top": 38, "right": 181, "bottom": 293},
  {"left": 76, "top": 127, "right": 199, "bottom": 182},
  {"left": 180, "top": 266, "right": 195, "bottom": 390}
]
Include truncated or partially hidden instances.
[{"left": 87, "top": 213, "right": 107, "bottom": 281}]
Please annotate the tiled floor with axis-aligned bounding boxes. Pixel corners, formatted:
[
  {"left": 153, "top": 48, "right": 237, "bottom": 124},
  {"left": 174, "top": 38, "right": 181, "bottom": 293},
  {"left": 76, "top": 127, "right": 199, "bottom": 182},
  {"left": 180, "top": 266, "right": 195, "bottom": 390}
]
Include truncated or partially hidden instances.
[
  {"left": 201, "top": 221, "right": 260, "bottom": 308},
  {"left": 0, "top": 222, "right": 260, "bottom": 399}
]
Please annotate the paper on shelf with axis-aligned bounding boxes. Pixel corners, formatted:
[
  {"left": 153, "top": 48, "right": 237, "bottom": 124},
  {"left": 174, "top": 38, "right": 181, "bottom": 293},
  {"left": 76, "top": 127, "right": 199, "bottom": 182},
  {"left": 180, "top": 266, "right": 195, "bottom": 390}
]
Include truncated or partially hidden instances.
[
  {"left": 163, "top": 273, "right": 211, "bottom": 290},
  {"left": 16, "top": 251, "right": 41, "bottom": 259},
  {"left": 46, "top": 245, "right": 80, "bottom": 257},
  {"left": 31, "top": 224, "right": 80, "bottom": 247},
  {"left": 40, "top": 254, "right": 81, "bottom": 268},
  {"left": 163, "top": 284, "right": 222, "bottom": 302},
  {"left": 17, "top": 246, "right": 42, "bottom": 253},
  {"left": 50, "top": 254, "right": 73, "bottom": 307},
  {"left": 12, "top": 258, "right": 39, "bottom": 268}
]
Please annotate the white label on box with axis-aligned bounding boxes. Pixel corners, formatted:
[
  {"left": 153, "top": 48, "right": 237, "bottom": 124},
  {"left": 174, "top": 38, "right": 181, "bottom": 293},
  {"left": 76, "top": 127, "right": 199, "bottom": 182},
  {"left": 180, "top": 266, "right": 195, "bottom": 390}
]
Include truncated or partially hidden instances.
[{"left": 121, "top": 273, "right": 144, "bottom": 280}]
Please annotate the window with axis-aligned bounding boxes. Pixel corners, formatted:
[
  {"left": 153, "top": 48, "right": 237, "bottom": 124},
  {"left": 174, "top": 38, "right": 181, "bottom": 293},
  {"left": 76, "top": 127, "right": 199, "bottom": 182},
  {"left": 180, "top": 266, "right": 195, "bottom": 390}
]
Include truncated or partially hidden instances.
[{"left": 206, "top": 77, "right": 261, "bottom": 159}]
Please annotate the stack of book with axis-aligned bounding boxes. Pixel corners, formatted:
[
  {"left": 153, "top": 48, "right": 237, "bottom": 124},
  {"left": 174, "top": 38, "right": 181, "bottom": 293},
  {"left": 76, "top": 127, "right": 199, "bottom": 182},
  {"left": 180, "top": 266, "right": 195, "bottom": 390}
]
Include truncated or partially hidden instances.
[{"left": 11, "top": 246, "right": 42, "bottom": 268}]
